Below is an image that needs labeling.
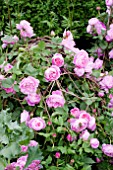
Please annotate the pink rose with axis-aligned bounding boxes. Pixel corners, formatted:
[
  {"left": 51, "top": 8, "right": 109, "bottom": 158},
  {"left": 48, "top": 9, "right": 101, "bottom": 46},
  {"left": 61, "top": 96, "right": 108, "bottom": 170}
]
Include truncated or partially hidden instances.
[
  {"left": 70, "top": 118, "right": 88, "bottom": 133},
  {"left": 52, "top": 53, "right": 64, "bottom": 67},
  {"left": 55, "top": 152, "right": 60, "bottom": 159},
  {"left": 28, "top": 117, "right": 46, "bottom": 131},
  {"left": 74, "top": 67, "right": 85, "bottom": 77},
  {"left": 44, "top": 65, "right": 60, "bottom": 82},
  {"left": 25, "top": 93, "right": 41, "bottom": 106},
  {"left": 90, "top": 138, "right": 99, "bottom": 149},
  {"left": 28, "top": 140, "right": 38, "bottom": 147},
  {"left": 16, "top": 20, "right": 35, "bottom": 38},
  {"left": 88, "top": 116, "right": 96, "bottom": 131},
  {"left": 102, "top": 144, "right": 113, "bottom": 157},
  {"left": 79, "top": 129, "right": 90, "bottom": 141},
  {"left": 20, "top": 110, "right": 30, "bottom": 124},
  {"left": 94, "top": 58, "right": 103, "bottom": 70},
  {"left": 73, "top": 50, "right": 89, "bottom": 68},
  {"left": 46, "top": 90, "right": 65, "bottom": 108},
  {"left": 109, "top": 49, "right": 113, "bottom": 59},
  {"left": 4, "top": 63, "right": 13, "bottom": 72},
  {"left": 105, "top": 0, "right": 113, "bottom": 6},
  {"left": 100, "top": 75, "right": 113, "bottom": 90},
  {"left": 88, "top": 18, "right": 99, "bottom": 26},
  {"left": 70, "top": 107, "right": 80, "bottom": 118},
  {"left": 19, "top": 76, "right": 40, "bottom": 94},
  {"left": 79, "top": 111, "right": 91, "bottom": 122},
  {"left": 21, "top": 145, "right": 28, "bottom": 152}
]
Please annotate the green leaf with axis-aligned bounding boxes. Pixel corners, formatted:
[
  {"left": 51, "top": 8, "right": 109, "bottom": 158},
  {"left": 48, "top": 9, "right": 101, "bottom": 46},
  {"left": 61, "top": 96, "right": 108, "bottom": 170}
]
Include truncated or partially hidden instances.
[
  {"left": 23, "top": 63, "right": 38, "bottom": 76},
  {"left": 24, "top": 146, "right": 43, "bottom": 168},
  {"left": 38, "top": 41, "right": 45, "bottom": 50},
  {"left": 2, "top": 78, "right": 14, "bottom": 88}
]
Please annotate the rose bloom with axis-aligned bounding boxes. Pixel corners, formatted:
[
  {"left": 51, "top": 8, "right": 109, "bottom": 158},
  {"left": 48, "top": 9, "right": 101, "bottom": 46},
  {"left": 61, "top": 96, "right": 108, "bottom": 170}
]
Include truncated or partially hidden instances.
[
  {"left": 4, "top": 63, "right": 13, "bottom": 72},
  {"left": 44, "top": 65, "right": 60, "bottom": 82},
  {"left": 109, "top": 49, "right": 113, "bottom": 59},
  {"left": 90, "top": 138, "right": 99, "bottom": 149},
  {"left": 25, "top": 93, "right": 41, "bottom": 106},
  {"left": 70, "top": 107, "right": 81, "bottom": 118},
  {"left": 87, "top": 116, "right": 96, "bottom": 131},
  {"left": 28, "top": 140, "right": 38, "bottom": 147},
  {"left": 70, "top": 118, "right": 88, "bottom": 133},
  {"left": 79, "top": 129, "right": 90, "bottom": 141},
  {"left": 52, "top": 53, "right": 64, "bottom": 67},
  {"left": 79, "top": 111, "right": 91, "bottom": 122},
  {"left": 19, "top": 76, "right": 40, "bottom": 94},
  {"left": 20, "top": 110, "right": 30, "bottom": 124},
  {"left": 100, "top": 75, "right": 113, "bottom": 90},
  {"left": 88, "top": 18, "right": 99, "bottom": 26},
  {"left": 21, "top": 145, "right": 28, "bottom": 152},
  {"left": 105, "top": 0, "right": 113, "bottom": 6},
  {"left": 46, "top": 91, "right": 65, "bottom": 108},
  {"left": 74, "top": 67, "right": 85, "bottom": 77},
  {"left": 102, "top": 144, "right": 113, "bottom": 157},
  {"left": 2, "top": 86, "right": 16, "bottom": 94},
  {"left": 28, "top": 117, "right": 46, "bottom": 131},
  {"left": 16, "top": 20, "right": 35, "bottom": 38},
  {"left": 73, "top": 50, "right": 89, "bottom": 68},
  {"left": 94, "top": 58, "right": 103, "bottom": 70},
  {"left": 55, "top": 152, "right": 60, "bottom": 159}
]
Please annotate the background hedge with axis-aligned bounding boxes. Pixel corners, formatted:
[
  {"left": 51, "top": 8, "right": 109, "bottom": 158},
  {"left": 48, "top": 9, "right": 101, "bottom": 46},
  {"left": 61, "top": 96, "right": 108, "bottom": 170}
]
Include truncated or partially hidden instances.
[{"left": 1, "top": 0, "right": 106, "bottom": 48}]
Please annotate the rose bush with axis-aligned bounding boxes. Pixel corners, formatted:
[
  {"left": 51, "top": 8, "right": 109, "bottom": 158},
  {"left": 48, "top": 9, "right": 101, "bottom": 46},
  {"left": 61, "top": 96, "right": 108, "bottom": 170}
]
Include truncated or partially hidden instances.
[{"left": 1, "top": 1, "right": 113, "bottom": 170}]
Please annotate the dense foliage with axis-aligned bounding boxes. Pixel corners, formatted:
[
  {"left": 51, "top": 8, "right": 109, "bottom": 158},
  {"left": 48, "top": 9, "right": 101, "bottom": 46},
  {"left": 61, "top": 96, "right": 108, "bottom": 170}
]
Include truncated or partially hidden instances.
[{"left": 1, "top": 0, "right": 105, "bottom": 40}]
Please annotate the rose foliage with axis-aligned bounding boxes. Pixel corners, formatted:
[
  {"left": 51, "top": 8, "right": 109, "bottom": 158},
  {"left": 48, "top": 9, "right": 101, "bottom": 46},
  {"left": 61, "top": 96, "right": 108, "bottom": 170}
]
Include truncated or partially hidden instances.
[{"left": 1, "top": 1, "right": 113, "bottom": 170}]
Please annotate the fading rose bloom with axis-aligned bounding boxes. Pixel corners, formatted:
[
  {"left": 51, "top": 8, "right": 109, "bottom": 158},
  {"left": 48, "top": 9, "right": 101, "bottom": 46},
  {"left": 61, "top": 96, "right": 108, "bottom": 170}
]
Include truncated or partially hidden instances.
[
  {"left": 100, "top": 75, "right": 113, "bottom": 90},
  {"left": 102, "top": 144, "right": 113, "bottom": 157},
  {"left": 28, "top": 140, "right": 38, "bottom": 147},
  {"left": 90, "top": 138, "right": 99, "bottom": 148},
  {"left": 20, "top": 110, "right": 30, "bottom": 124},
  {"left": 74, "top": 67, "right": 85, "bottom": 77},
  {"left": 94, "top": 58, "right": 103, "bottom": 70},
  {"left": 19, "top": 76, "right": 40, "bottom": 94},
  {"left": 86, "top": 25, "right": 93, "bottom": 34},
  {"left": 21, "top": 145, "right": 28, "bottom": 152},
  {"left": 109, "top": 49, "right": 113, "bottom": 59},
  {"left": 16, "top": 20, "right": 35, "bottom": 38},
  {"left": 25, "top": 93, "right": 41, "bottom": 106},
  {"left": 73, "top": 50, "right": 89, "bottom": 68},
  {"left": 70, "top": 107, "right": 80, "bottom": 118},
  {"left": 95, "top": 21, "right": 106, "bottom": 35},
  {"left": 70, "top": 118, "right": 88, "bottom": 133},
  {"left": 55, "top": 152, "right": 60, "bottom": 159},
  {"left": 88, "top": 116, "right": 96, "bottom": 131},
  {"left": 52, "top": 53, "right": 64, "bottom": 67},
  {"left": 79, "top": 129, "right": 90, "bottom": 141},
  {"left": 28, "top": 117, "right": 46, "bottom": 131},
  {"left": 88, "top": 18, "right": 99, "bottom": 26},
  {"left": 46, "top": 90, "right": 65, "bottom": 108},
  {"left": 105, "top": 0, "right": 113, "bottom": 6},
  {"left": 45, "top": 65, "right": 60, "bottom": 82},
  {"left": 66, "top": 134, "right": 76, "bottom": 142},
  {"left": 4, "top": 63, "right": 13, "bottom": 72},
  {"left": 98, "top": 91, "right": 104, "bottom": 97}
]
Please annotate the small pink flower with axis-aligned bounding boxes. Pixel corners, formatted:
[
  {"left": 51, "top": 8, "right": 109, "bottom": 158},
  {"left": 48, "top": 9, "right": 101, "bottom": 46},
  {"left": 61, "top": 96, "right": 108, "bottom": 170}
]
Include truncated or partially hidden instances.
[
  {"left": 52, "top": 133, "right": 57, "bottom": 137},
  {"left": 70, "top": 107, "right": 80, "bottom": 118},
  {"left": 16, "top": 20, "right": 35, "bottom": 38},
  {"left": 28, "top": 117, "right": 46, "bottom": 131},
  {"left": 100, "top": 75, "right": 113, "bottom": 90},
  {"left": 88, "top": 18, "right": 99, "bottom": 26},
  {"left": 45, "top": 65, "right": 60, "bottom": 82},
  {"left": 46, "top": 91, "right": 65, "bottom": 108},
  {"left": 66, "top": 134, "right": 74, "bottom": 142},
  {"left": 90, "top": 138, "right": 99, "bottom": 149},
  {"left": 55, "top": 152, "right": 60, "bottom": 159},
  {"left": 25, "top": 93, "right": 41, "bottom": 106},
  {"left": 105, "top": 0, "right": 113, "bottom": 6},
  {"left": 94, "top": 58, "right": 103, "bottom": 70},
  {"left": 88, "top": 116, "right": 96, "bottom": 131},
  {"left": 21, "top": 145, "right": 28, "bottom": 152},
  {"left": 79, "top": 129, "right": 90, "bottom": 141},
  {"left": 96, "top": 158, "right": 101, "bottom": 163},
  {"left": 52, "top": 53, "right": 64, "bottom": 67},
  {"left": 98, "top": 91, "right": 104, "bottom": 97},
  {"left": 70, "top": 118, "right": 88, "bottom": 133},
  {"left": 74, "top": 67, "right": 85, "bottom": 77},
  {"left": 28, "top": 140, "right": 38, "bottom": 147},
  {"left": 109, "top": 49, "right": 113, "bottom": 59},
  {"left": 4, "top": 63, "right": 13, "bottom": 72},
  {"left": 73, "top": 50, "right": 89, "bottom": 68},
  {"left": 102, "top": 144, "right": 113, "bottom": 157},
  {"left": 19, "top": 76, "right": 40, "bottom": 94},
  {"left": 20, "top": 110, "right": 30, "bottom": 124}
]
